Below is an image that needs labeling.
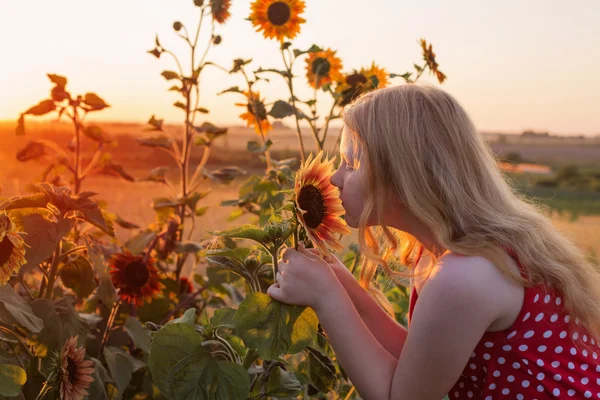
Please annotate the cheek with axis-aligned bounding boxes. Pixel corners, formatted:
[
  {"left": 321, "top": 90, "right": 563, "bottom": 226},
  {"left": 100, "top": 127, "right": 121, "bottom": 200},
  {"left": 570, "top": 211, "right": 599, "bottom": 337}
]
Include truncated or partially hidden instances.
[{"left": 339, "top": 176, "right": 366, "bottom": 226}]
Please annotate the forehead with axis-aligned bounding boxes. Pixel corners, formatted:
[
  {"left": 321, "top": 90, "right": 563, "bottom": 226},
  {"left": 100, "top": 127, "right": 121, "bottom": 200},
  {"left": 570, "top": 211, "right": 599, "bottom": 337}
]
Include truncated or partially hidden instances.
[{"left": 340, "top": 126, "right": 360, "bottom": 158}]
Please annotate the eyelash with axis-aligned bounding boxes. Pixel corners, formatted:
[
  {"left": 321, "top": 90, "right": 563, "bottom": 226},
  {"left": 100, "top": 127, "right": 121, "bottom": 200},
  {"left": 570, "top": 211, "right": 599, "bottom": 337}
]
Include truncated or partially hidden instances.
[{"left": 343, "top": 159, "right": 354, "bottom": 170}]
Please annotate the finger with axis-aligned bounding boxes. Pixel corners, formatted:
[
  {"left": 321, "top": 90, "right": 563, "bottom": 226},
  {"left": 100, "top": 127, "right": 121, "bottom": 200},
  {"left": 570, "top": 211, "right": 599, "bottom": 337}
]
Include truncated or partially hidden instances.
[
  {"left": 280, "top": 247, "right": 295, "bottom": 263},
  {"left": 267, "top": 284, "right": 283, "bottom": 301},
  {"left": 276, "top": 271, "right": 284, "bottom": 284}
]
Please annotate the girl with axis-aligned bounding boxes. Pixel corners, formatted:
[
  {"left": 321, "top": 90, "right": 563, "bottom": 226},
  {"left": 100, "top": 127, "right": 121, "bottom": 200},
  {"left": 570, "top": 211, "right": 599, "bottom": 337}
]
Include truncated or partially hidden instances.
[{"left": 267, "top": 84, "right": 600, "bottom": 400}]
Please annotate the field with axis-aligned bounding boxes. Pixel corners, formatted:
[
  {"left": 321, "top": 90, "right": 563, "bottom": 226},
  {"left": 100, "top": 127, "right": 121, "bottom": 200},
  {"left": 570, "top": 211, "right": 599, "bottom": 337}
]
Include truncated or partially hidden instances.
[{"left": 1, "top": 120, "right": 599, "bottom": 257}]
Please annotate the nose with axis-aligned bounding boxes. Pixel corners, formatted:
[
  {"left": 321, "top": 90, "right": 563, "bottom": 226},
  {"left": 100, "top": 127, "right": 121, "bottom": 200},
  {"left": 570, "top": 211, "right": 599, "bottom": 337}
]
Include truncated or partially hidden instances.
[{"left": 330, "top": 166, "right": 342, "bottom": 190}]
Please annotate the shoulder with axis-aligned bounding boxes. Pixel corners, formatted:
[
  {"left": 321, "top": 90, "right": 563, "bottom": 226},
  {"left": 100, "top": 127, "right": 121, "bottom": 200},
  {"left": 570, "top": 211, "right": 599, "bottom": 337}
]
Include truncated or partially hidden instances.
[{"left": 420, "top": 252, "right": 523, "bottom": 322}]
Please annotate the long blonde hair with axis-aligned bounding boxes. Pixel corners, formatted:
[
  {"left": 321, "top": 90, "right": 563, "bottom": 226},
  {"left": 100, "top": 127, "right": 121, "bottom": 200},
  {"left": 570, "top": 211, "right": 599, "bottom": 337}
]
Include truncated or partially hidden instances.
[{"left": 343, "top": 83, "right": 600, "bottom": 340}]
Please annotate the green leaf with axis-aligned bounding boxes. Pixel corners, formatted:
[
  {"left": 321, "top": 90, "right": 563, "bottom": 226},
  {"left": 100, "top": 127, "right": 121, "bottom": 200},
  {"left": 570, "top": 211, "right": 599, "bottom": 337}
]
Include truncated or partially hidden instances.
[
  {"left": 161, "top": 70, "right": 180, "bottom": 80},
  {"left": 304, "top": 346, "right": 337, "bottom": 393},
  {"left": 246, "top": 139, "right": 272, "bottom": 154},
  {"left": 24, "top": 99, "right": 55, "bottom": 116},
  {"left": 164, "top": 307, "right": 197, "bottom": 327},
  {"left": 47, "top": 73, "right": 67, "bottom": 87},
  {"left": 174, "top": 101, "right": 186, "bottom": 110},
  {"left": 87, "top": 358, "right": 109, "bottom": 400},
  {"left": 210, "top": 307, "right": 236, "bottom": 329},
  {"left": 124, "top": 316, "right": 151, "bottom": 353},
  {"left": 218, "top": 86, "right": 243, "bottom": 95},
  {"left": 268, "top": 100, "right": 295, "bottom": 119},
  {"left": 84, "top": 238, "right": 117, "bottom": 308},
  {"left": 0, "top": 193, "right": 49, "bottom": 210},
  {"left": 196, "top": 107, "right": 209, "bottom": 113},
  {"left": 0, "top": 285, "right": 43, "bottom": 333},
  {"left": 0, "top": 364, "right": 26, "bottom": 397},
  {"left": 78, "top": 203, "right": 115, "bottom": 237},
  {"left": 137, "top": 135, "right": 173, "bottom": 149},
  {"left": 149, "top": 323, "right": 250, "bottom": 400},
  {"left": 59, "top": 256, "right": 96, "bottom": 299},
  {"left": 104, "top": 346, "right": 134, "bottom": 396},
  {"left": 83, "top": 93, "right": 110, "bottom": 111},
  {"left": 113, "top": 214, "right": 140, "bottom": 229},
  {"left": 203, "top": 166, "right": 246, "bottom": 184},
  {"left": 18, "top": 213, "right": 74, "bottom": 273},
  {"left": 146, "top": 115, "right": 164, "bottom": 131},
  {"left": 174, "top": 241, "right": 203, "bottom": 254},
  {"left": 211, "top": 224, "right": 268, "bottom": 245},
  {"left": 83, "top": 124, "right": 108, "bottom": 142},
  {"left": 124, "top": 230, "right": 157, "bottom": 255},
  {"left": 233, "top": 293, "right": 318, "bottom": 360},
  {"left": 100, "top": 162, "right": 135, "bottom": 182},
  {"left": 266, "top": 366, "right": 302, "bottom": 398},
  {"left": 195, "top": 206, "right": 209, "bottom": 217},
  {"left": 16, "top": 140, "right": 46, "bottom": 161}
]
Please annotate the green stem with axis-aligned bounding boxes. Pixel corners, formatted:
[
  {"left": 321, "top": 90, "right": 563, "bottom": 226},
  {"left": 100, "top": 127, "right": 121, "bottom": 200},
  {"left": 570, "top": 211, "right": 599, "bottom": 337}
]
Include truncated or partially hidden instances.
[
  {"left": 34, "top": 382, "right": 51, "bottom": 400},
  {"left": 0, "top": 326, "right": 32, "bottom": 358},
  {"left": 242, "top": 349, "right": 259, "bottom": 370},
  {"left": 281, "top": 49, "right": 306, "bottom": 162},
  {"left": 293, "top": 227, "right": 299, "bottom": 250},
  {"left": 98, "top": 300, "right": 121, "bottom": 357},
  {"left": 270, "top": 248, "right": 279, "bottom": 284},
  {"left": 45, "top": 240, "right": 62, "bottom": 300},
  {"left": 71, "top": 107, "right": 82, "bottom": 194}
]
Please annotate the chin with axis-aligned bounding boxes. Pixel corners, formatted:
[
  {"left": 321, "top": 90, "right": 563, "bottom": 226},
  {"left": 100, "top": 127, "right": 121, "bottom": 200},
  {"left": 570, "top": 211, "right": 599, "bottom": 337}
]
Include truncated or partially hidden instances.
[{"left": 343, "top": 214, "right": 358, "bottom": 229}]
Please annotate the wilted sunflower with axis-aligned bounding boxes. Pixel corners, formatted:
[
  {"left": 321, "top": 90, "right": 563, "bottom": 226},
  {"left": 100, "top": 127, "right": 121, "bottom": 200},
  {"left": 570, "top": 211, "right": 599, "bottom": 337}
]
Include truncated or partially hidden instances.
[
  {"left": 305, "top": 48, "right": 343, "bottom": 89},
  {"left": 332, "top": 63, "right": 388, "bottom": 106},
  {"left": 294, "top": 152, "right": 350, "bottom": 257},
  {"left": 109, "top": 252, "right": 164, "bottom": 306},
  {"left": 249, "top": 0, "right": 306, "bottom": 42},
  {"left": 359, "top": 62, "right": 389, "bottom": 90},
  {"left": 236, "top": 91, "right": 272, "bottom": 135},
  {"left": 210, "top": 0, "right": 231, "bottom": 24},
  {"left": 420, "top": 38, "right": 446, "bottom": 83},
  {"left": 0, "top": 211, "right": 27, "bottom": 285},
  {"left": 53, "top": 336, "right": 95, "bottom": 400}
]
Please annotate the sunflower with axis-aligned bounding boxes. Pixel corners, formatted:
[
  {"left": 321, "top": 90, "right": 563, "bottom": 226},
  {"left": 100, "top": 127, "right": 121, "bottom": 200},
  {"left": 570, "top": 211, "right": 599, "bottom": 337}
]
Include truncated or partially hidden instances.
[
  {"left": 210, "top": 0, "right": 231, "bottom": 24},
  {"left": 420, "top": 38, "right": 446, "bottom": 83},
  {"left": 249, "top": 0, "right": 306, "bottom": 42},
  {"left": 109, "top": 252, "right": 164, "bottom": 306},
  {"left": 54, "top": 336, "right": 95, "bottom": 400},
  {"left": 294, "top": 152, "right": 351, "bottom": 257},
  {"left": 236, "top": 90, "right": 272, "bottom": 136},
  {"left": 0, "top": 211, "right": 27, "bottom": 285},
  {"left": 332, "top": 63, "right": 388, "bottom": 106},
  {"left": 305, "top": 48, "right": 343, "bottom": 89}
]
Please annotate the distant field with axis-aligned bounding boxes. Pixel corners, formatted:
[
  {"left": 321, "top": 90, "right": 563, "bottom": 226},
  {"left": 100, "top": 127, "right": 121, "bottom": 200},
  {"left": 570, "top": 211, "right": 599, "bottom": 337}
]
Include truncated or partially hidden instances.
[{"left": 1, "top": 120, "right": 598, "bottom": 259}]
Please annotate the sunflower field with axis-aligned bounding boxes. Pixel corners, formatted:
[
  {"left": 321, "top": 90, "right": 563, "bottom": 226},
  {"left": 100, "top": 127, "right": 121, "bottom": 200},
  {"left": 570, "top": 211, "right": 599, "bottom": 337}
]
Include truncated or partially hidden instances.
[{"left": 0, "top": 1, "right": 447, "bottom": 399}]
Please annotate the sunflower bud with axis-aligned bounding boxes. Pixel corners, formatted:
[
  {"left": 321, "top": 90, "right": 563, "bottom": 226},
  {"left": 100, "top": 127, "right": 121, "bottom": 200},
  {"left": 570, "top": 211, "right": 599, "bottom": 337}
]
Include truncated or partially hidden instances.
[
  {"left": 194, "top": 0, "right": 204, "bottom": 6},
  {"left": 173, "top": 21, "right": 183, "bottom": 31},
  {"left": 213, "top": 35, "right": 222, "bottom": 45}
]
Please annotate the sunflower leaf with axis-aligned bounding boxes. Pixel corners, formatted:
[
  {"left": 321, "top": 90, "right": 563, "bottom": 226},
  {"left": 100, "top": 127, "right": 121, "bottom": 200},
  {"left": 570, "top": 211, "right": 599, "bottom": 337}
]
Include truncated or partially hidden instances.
[
  {"left": 210, "top": 224, "right": 268, "bottom": 245},
  {"left": 103, "top": 346, "right": 134, "bottom": 396},
  {"left": 233, "top": 293, "right": 318, "bottom": 360},
  {"left": 145, "top": 115, "right": 164, "bottom": 131},
  {"left": 59, "top": 256, "right": 96, "bottom": 299},
  {"left": 137, "top": 135, "right": 172, "bottom": 149},
  {"left": 16, "top": 141, "right": 46, "bottom": 162},
  {"left": 268, "top": 100, "right": 295, "bottom": 119},
  {"left": 148, "top": 323, "right": 250, "bottom": 400},
  {"left": 0, "top": 364, "right": 26, "bottom": 397},
  {"left": 266, "top": 365, "right": 302, "bottom": 398},
  {"left": 0, "top": 285, "right": 43, "bottom": 333},
  {"left": 124, "top": 316, "right": 152, "bottom": 353},
  {"left": 304, "top": 346, "right": 337, "bottom": 394},
  {"left": 0, "top": 193, "right": 49, "bottom": 210},
  {"left": 24, "top": 99, "right": 55, "bottom": 116},
  {"left": 83, "top": 93, "right": 110, "bottom": 111}
]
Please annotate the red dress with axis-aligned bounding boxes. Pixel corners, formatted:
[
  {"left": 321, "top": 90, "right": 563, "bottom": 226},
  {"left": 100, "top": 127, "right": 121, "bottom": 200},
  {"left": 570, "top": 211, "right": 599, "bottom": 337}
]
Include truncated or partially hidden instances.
[{"left": 408, "top": 250, "right": 600, "bottom": 399}]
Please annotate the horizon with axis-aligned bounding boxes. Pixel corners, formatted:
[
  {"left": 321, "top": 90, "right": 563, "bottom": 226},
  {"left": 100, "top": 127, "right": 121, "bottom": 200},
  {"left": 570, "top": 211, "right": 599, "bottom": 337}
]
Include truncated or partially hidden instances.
[{"left": 1, "top": 0, "right": 599, "bottom": 135}]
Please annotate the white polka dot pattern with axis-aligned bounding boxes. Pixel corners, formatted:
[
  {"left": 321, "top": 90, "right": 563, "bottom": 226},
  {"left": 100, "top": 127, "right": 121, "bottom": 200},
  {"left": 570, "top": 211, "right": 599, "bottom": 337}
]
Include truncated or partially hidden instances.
[{"left": 412, "top": 283, "right": 600, "bottom": 399}]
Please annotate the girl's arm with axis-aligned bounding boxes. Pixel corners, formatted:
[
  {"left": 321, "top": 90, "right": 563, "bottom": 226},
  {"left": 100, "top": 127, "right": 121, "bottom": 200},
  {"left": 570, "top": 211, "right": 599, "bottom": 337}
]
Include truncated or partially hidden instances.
[
  {"left": 314, "top": 254, "right": 505, "bottom": 400},
  {"left": 328, "top": 256, "right": 408, "bottom": 359}
]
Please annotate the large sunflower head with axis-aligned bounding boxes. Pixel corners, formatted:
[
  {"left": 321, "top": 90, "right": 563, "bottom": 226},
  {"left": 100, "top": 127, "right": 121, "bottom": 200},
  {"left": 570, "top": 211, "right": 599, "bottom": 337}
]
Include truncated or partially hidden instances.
[
  {"left": 249, "top": 0, "right": 306, "bottom": 42},
  {"left": 54, "top": 336, "right": 95, "bottom": 400},
  {"left": 420, "top": 38, "right": 446, "bottom": 83},
  {"left": 109, "top": 252, "right": 165, "bottom": 306},
  {"left": 210, "top": 0, "right": 232, "bottom": 24},
  {"left": 358, "top": 62, "right": 389, "bottom": 90},
  {"left": 236, "top": 90, "right": 272, "bottom": 136},
  {"left": 0, "top": 211, "right": 27, "bottom": 285},
  {"left": 332, "top": 63, "right": 388, "bottom": 106},
  {"left": 305, "top": 48, "right": 343, "bottom": 89},
  {"left": 294, "top": 152, "right": 351, "bottom": 257}
]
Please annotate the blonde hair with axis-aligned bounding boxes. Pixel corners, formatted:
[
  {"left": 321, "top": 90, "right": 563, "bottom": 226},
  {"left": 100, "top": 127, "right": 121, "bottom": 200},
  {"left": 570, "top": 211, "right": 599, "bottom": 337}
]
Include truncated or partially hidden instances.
[{"left": 343, "top": 83, "right": 600, "bottom": 340}]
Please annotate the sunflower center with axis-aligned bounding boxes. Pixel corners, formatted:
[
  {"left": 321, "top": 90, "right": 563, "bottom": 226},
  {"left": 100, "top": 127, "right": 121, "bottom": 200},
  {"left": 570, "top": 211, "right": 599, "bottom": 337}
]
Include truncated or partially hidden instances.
[
  {"left": 267, "top": 2, "right": 291, "bottom": 26},
  {"left": 0, "top": 236, "right": 15, "bottom": 266},
  {"left": 346, "top": 73, "right": 368, "bottom": 86},
  {"left": 368, "top": 75, "right": 380, "bottom": 88},
  {"left": 298, "top": 185, "right": 325, "bottom": 229},
  {"left": 125, "top": 260, "right": 150, "bottom": 287},
  {"left": 66, "top": 356, "right": 78, "bottom": 383},
  {"left": 311, "top": 58, "right": 331, "bottom": 77}
]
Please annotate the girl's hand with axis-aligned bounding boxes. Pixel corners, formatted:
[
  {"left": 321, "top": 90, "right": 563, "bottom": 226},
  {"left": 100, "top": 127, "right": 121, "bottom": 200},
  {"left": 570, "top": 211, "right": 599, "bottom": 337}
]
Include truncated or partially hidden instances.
[
  {"left": 266, "top": 245, "right": 341, "bottom": 312},
  {"left": 303, "top": 245, "right": 355, "bottom": 281}
]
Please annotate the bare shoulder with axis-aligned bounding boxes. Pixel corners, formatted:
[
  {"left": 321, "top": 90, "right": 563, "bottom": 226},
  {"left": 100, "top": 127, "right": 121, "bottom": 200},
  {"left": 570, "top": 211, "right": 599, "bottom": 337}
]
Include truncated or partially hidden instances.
[{"left": 420, "top": 252, "right": 525, "bottom": 332}]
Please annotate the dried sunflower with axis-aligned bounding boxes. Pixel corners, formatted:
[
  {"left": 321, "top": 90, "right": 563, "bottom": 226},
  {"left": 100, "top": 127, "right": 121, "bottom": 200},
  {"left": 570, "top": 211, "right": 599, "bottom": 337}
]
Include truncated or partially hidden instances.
[
  {"left": 236, "top": 90, "right": 272, "bottom": 135},
  {"left": 109, "top": 252, "right": 164, "bottom": 306},
  {"left": 420, "top": 38, "right": 446, "bottom": 83},
  {"left": 305, "top": 48, "right": 343, "bottom": 89},
  {"left": 210, "top": 0, "right": 231, "bottom": 24},
  {"left": 249, "top": 0, "right": 306, "bottom": 42},
  {"left": 0, "top": 211, "right": 27, "bottom": 285},
  {"left": 294, "top": 152, "right": 350, "bottom": 257}
]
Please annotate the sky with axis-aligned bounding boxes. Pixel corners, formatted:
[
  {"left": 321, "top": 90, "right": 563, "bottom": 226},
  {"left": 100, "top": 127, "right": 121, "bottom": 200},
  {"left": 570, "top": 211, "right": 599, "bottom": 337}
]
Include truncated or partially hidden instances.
[{"left": 0, "top": 0, "right": 599, "bottom": 135}]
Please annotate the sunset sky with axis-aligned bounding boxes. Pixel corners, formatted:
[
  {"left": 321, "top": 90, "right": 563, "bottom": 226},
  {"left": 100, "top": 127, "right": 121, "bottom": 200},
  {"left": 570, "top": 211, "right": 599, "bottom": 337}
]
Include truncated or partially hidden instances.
[{"left": 1, "top": 0, "right": 599, "bottom": 135}]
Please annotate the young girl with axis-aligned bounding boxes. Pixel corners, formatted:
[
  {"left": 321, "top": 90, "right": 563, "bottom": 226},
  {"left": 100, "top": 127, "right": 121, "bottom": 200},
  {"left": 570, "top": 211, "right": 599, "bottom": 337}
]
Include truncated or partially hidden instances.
[{"left": 267, "top": 84, "right": 600, "bottom": 400}]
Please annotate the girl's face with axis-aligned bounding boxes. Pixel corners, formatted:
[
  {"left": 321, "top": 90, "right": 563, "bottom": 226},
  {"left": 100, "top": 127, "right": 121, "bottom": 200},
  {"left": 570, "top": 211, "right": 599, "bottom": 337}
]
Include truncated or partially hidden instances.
[{"left": 330, "top": 127, "right": 368, "bottom": 228}]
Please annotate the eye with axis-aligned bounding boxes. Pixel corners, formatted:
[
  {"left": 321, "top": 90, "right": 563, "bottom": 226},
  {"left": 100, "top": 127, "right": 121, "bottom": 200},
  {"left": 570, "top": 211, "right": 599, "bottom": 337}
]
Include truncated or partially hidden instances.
[{"left": 343, "top": 158, "right": 354, "bottom": 170}]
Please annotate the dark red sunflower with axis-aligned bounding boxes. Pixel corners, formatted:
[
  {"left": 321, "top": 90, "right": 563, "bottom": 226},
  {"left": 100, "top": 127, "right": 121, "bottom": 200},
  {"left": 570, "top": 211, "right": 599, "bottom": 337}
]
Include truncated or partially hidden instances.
[
  {"left": 109, "top": 252, "right": 164, "bottom": 306},
  {"left": 210, "top": 0, "right": 232, "bottom": 24},
  {"left": 420, "top": 38, "right": 446, "bottom": 83}
]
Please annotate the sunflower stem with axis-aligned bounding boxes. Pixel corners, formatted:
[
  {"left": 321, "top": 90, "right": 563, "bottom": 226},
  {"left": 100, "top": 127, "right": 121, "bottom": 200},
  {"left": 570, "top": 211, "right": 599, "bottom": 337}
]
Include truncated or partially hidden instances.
[
  {"left": 293, "top": 227, "right": 299, "bottom": 250},
  {"left": 281, "top": 49, "right": 306, "bottom": 162},
  {"left": 269, "top": 248, "right": 279, "bottom": 284},
  {"left": 34, "top": 382, "right": 51, "bottom": 400},
  {"left": 45, "top": 240, "right": 63, "bottom": 300},
  {"left": 242, "top": 349, "right": 259, "bottom": 370},
  {"left": 98, "top": 300, "right": 121, "bottom": 357}
]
